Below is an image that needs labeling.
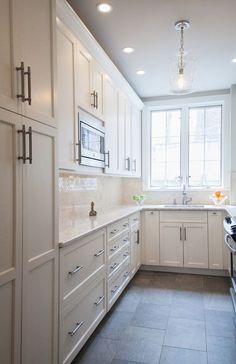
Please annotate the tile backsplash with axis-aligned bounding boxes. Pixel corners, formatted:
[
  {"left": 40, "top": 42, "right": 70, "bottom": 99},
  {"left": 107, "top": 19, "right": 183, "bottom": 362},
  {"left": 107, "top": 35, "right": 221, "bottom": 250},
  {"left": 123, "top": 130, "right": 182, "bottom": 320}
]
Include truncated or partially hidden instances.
[
  {"left": 59, "top": 173, "right": 230, "bottom": 216},
  {"left": 121, "top": 178, "right": 230, "bottom": 206},
  {"left": 59, "top": 173, "right": 123, "bottom": 216}
]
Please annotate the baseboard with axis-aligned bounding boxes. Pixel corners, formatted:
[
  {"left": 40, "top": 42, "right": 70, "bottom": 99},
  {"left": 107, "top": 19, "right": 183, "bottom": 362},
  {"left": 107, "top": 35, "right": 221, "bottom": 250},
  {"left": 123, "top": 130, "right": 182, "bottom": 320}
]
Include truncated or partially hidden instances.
[{"left": 140, "top": 264, "right": 229, "bottom": 277}]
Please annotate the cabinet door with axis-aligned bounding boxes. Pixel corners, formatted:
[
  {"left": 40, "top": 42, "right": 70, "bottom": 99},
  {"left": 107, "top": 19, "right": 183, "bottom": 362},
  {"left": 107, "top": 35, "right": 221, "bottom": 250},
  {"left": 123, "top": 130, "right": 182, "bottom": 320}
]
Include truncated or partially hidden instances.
[
  {"left": 131, "top": 106, "right": 141, "bottom": 177},
  {"left": 160, "top": 223, "right": 183, "bottom": 267},
  {"left": 118, "top": 91, "right": 126, "bottom": 172},
  {"left": 0, "top": 0, "right": 18, "bottom": 113},
  {"left": 13, "top": 0, "right": 56, "bottom": 125},
  {"left": 125, "top": 99, "right": 132, "bottom": 171},
  {"left": 92, "top": 60, "right": 104, "bottom": 120},
  {"left": 21, "top": 120, "right": 58, "bottom": 364},
  {"left": 0, "top": 110, "right": 22, "bottom": 364},
  {"left": 131, "top": 225, "right": 141, "bottom": 275},
  {"left": 77, "top": 44, "right": 92, "bottom": 112},
  {"left": 208, "top": 211, "right": 223, "bottom": 269},
  {"left": 183, "top": 223, "right": 208, "bottom": 268},
  {"left": 104, "top": 77, "right": 118, "bottom": 173},
  {"left": 142, "top": 211, "right": 160, "bottom": 265},
  {"left": 57, "top": 21, "right": 77, "bottom": 170}
]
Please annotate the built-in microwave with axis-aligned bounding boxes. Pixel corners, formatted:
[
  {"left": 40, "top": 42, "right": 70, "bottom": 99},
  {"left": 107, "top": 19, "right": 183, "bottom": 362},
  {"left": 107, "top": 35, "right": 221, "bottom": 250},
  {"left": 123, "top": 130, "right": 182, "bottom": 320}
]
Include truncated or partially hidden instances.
[{"left": 78, "top": 110, "right": 105, "bottom": 168}]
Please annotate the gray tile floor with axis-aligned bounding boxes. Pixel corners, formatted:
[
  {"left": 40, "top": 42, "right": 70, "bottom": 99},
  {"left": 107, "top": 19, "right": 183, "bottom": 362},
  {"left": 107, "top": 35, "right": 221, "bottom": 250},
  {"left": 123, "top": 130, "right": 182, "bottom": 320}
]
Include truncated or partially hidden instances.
[{"left": 72, "top": 271, "right": 236, "bottom": 364}]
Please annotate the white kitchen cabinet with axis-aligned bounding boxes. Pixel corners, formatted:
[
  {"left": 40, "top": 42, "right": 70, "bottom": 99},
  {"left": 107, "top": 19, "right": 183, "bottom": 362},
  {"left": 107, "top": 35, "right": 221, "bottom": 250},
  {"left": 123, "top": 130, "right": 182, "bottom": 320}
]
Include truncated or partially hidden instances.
[
  {"left": 0, "top": 108, "right": 58, "bottom": 364},
  {"left": 131, "top": 106, "right": 142, "bottom": 177},
  {"left": 160, "top": 223, "right": 183, "bottom": 267},
  {"left": 0, "top": 110, "right": 22, "bottom": 364},
  {"left": 21, "top": 120, "right": 58, "bottom": 364},
  {"left": 142, "top": 211, "right": 160, "bottom": 265},
  {"left": 208, "top": 211, "right": 224, "bottom": 269},
  {"left": 77, "top": 44, "right": 92, "bottom": 113},
  {"left": 104, "top": 76, "right": 118, "bottom": 173},
  {"left": 125, "top": 99, "right": 132, "bottom": 171},
  {"left": 57, "top": 20, "right": 77, "bottom": 170},
  {"left": 91, "top": 61, "right": 104, "bottom": 119},
  {"left": 77, "top": 43, "right": 104, "bottom": 120},
  {"left": 0, "top": 0, "right": 18, "bottom": 114},
  {"left": 0, "top": 0, "right": 56, "bottom": 125},
  {"left": 183, "top": 224, "right": 208, "bottom": 268},
  {"left": 118, "top": 91, "right": 126, "bottom": 173}
]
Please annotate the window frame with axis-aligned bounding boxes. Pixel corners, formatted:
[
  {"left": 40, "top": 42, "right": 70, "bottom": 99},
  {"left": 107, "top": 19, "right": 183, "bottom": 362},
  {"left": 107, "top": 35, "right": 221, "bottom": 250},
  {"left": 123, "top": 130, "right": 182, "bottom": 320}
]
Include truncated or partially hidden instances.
[{"left": 142, "top": 95, "right": 230, "bottom": 191}]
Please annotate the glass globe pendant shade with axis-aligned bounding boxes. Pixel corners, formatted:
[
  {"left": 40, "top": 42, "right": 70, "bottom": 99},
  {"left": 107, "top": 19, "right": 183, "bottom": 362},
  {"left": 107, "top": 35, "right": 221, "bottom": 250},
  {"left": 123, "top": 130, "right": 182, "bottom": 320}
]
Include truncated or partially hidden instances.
[{"left": 169, "top": 55, "right": 194, "bottom": 95}]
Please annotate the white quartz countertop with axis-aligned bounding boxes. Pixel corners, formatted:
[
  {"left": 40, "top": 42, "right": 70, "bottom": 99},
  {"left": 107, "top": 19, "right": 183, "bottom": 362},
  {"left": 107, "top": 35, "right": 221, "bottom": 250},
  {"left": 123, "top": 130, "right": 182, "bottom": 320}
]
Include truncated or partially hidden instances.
[{"left": 59, "top": 204, "right": 234, "bottom": 247}]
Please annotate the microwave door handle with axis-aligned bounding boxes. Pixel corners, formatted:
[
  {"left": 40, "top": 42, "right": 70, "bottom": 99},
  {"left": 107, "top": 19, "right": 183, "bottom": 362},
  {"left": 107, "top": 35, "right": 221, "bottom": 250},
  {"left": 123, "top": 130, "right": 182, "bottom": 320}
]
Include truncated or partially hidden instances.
[{"left": 225, "top": 234, "right": 236, "bottom": 253}]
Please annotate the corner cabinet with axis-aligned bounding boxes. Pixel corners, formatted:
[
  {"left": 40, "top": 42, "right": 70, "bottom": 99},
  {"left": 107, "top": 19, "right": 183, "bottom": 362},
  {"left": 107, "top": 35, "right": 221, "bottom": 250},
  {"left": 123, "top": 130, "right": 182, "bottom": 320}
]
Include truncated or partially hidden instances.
[
  {"left": 0, "top": 0, "right": 56, "bottom": 126},
  {"left": 0, "top": 108, "right": 58, "bottom": 364}
]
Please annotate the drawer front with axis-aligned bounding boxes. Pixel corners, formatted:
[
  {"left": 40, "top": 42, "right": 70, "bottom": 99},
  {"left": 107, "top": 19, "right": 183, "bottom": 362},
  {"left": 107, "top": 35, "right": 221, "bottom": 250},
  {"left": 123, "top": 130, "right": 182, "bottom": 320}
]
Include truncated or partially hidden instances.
[
  {"left": 107, "top": 232, "right": 130, "bottom": 260},
  {"left": 129, "top": 212, "right": 140, "bottom": 226},
  {"left": 108, "top": 262, "right": 130, "bottom": 309},
  {"left": 61, "top": 275, "right": 106, "bottom": 364},
  {"left": 61, "top": 229, "right": 106, "bottom": 303},
  {"left": 160, "top": 210, "right": 207, "bottom": 223},
  {"left": 108, "top": 244, "right": 130, "bottom": 278},
  {"left": 107, "top": 218, "right": 129, "bottom": 241}
]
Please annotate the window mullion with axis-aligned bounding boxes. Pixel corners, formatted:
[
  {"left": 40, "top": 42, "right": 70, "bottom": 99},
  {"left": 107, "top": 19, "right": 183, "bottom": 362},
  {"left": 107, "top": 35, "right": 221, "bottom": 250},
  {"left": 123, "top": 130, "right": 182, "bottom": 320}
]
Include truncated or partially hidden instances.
[{"left": 181, "top": 106, "right": 188, "bottom": 186}]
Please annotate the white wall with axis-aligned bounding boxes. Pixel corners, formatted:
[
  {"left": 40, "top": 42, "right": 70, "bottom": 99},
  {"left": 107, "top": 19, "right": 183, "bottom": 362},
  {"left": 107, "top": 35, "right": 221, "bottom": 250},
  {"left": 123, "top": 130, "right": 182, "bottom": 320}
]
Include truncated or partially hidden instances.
[{"left": 230, "top": 85, "right": 236, "bottom": 204}]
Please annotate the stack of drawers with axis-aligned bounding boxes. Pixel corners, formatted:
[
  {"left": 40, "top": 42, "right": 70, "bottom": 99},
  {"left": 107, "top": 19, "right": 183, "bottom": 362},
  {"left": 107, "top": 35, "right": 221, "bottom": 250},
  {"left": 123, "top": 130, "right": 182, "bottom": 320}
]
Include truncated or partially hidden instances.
[
  {"left": 59, "top": 212, "right": 141, "bottom": 363},
  {"left": 59, "top": 229, "right": 107, "bottom": 364},
  {"left": 107, "top": 217, "right": 131, "bottom": 309}
]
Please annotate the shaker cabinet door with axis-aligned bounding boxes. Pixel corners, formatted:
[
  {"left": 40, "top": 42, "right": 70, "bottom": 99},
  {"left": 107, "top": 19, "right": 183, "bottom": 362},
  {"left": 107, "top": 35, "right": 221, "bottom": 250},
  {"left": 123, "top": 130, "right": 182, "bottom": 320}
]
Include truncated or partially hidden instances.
[
  {"left": 0, "top": 109, "right": 22, "bottom": 364},
  {"left": 13, "top": 0, "right": 56, "bottom": 125},
  {"left": 21, "top": 120, "right": 58, "bottom": 364}
]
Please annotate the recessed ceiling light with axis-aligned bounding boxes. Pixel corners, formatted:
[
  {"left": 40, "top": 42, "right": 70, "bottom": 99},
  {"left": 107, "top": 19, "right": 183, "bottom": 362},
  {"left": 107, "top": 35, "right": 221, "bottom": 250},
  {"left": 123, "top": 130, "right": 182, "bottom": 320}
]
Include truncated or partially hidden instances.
[
  {"left": 232, "top": 58, "right": 236, "bottom": 63},
  {"left": 136, "top": 70, "right": 146, "bottom": 75},
  {"left": 97, "top": 3, "right": 113, "bottom": 13},
  {"left": 122, "top": 47, "right": 134, "bottom": 54}
]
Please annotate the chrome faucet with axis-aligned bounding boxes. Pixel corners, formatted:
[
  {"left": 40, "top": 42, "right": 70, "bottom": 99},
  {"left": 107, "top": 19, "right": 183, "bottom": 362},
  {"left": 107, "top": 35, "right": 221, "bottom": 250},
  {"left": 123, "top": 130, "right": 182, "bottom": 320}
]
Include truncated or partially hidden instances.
[{"left": 181, "top": 181, "right": 192, "bottom": 205}]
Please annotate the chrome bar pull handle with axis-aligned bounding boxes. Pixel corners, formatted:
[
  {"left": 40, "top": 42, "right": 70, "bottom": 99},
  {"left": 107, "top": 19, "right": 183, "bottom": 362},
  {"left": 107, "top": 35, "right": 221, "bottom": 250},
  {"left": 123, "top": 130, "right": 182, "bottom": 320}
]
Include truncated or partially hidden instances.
[
  {"left": 137, "top": 229, "right": 140, "bottom": 244},
  {"left": 24, "top": 66, "right": 32, "bottom": 105},
  {"left": 75, "top": 142, "right": 81, "bottom": 163},
  {"left": 94, "top": 249, "right": 104, "bottom": 257},
  {"left": 180, "top": 227, "right": 182, "bottom": 241},
  {"left": 25, "top": 127, "right": 32, "bottom": 164},
  {"left": 110, "top": 262, "right": 118, "bottom": 270},
  {"left": 184, "top": 227, "right": 187, "bottom": 241},
  {"left": 18, "top": 125, "right": 26, "bottom": 164},
  {"left": 68, "top": 265, "right": 83, "bottom": 275},
  {"left": 94, "top": 296, "right": 104, "bottom": 306},
  {"left": 68, "top": 321, "right": 84, "bottom": 337},
  {"left": 111, "top": 285, "right": 119, "bottom": 294},
  {"left": 16, "top": 61, "right": 25, "bottom": 102},
  {"left": 91, "top": 90, "right": 96, "bottom": 108},
  {"left": 105, "top": 150, "right": 110, "bottom": 168},
  {"left": 95, "top": 92, "right": 98, "bottom": 109}
]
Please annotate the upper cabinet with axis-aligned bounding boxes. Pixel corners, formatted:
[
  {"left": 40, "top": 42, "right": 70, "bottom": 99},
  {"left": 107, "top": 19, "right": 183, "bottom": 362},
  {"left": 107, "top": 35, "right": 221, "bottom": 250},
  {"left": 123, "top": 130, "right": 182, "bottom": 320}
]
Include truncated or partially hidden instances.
[
  {"left": 77, "top": 43, "right": 104, "bottom": 120},
  {"left": 0, "top": 0, "right": 56, "bottom": 126},
  {"left": 56, "top": 1, "right": 143, "bottom": 175}
]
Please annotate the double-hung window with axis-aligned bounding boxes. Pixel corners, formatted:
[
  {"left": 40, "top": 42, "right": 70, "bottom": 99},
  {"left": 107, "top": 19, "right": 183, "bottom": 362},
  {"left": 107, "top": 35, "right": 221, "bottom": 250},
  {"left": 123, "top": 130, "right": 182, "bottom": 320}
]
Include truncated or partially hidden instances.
[{"left": 149, "top": 104, "right": 223, "bottom": 189}]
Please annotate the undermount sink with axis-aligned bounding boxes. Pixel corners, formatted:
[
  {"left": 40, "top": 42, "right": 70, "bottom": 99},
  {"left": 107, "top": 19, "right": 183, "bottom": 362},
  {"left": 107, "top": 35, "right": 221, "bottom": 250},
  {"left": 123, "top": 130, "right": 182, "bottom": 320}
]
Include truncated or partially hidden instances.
[{"left": 163, "top": 205, "right": 205, "bottom": 208}]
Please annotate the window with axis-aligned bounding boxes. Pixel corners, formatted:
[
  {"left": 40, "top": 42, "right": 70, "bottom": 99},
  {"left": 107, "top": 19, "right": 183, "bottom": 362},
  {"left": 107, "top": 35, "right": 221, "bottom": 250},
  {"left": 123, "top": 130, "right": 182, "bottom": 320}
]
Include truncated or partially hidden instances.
[
  {"left": 149, "top": 104, "right": 223, "bottom": 189},
  {"left": 188, "top": 106, "right": 222, "bottom": 187},
  {"left": 151, "top": 109, "right": 181, "bottom": 188}
]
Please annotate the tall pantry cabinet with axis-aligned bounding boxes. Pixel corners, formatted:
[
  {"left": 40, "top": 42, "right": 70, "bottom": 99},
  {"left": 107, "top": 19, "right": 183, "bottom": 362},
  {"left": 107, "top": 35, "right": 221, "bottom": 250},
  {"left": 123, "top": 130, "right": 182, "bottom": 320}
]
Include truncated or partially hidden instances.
[{"left": 0, "top": 1, "right": 58, "bottom": 364}]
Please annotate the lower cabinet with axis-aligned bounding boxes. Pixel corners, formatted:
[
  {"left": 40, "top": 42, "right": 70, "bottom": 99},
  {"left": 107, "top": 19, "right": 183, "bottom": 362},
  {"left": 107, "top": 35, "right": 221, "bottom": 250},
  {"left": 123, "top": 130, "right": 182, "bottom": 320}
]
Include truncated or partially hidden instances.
[
  {"left": 142, "top": 211, "right": 160, "bottom": 265},
  {"left": 208, "top": 211, "right": 224, "bottom": 269},
  {"left": 160, "top": 223, "right": 183, "bottom": 267},
  {"left": 59, "top": 212, "right": 140, "bottom": 363},
  {"left": 60, "top": 274, "right": 106, "bottom": 364},
  {"left": 156, "top": 211, "right": 211, "bottom": 269},
  {"left": 183, "top": 223, "right": 208, "bottom": 268}
]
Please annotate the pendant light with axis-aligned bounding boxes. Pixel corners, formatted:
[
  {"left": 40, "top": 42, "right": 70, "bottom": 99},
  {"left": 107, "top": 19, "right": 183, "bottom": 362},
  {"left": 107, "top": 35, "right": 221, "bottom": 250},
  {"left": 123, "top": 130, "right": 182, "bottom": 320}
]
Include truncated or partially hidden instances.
[{"left": 169, "top": 20, "right": 194, "bottom": 95}]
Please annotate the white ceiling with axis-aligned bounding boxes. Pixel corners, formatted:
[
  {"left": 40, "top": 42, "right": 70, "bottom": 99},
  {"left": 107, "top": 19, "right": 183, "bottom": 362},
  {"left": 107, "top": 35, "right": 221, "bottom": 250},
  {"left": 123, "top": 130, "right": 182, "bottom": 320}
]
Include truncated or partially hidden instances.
[{"left": 67, "top": 0, "right": 236, "bottom": 98}]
